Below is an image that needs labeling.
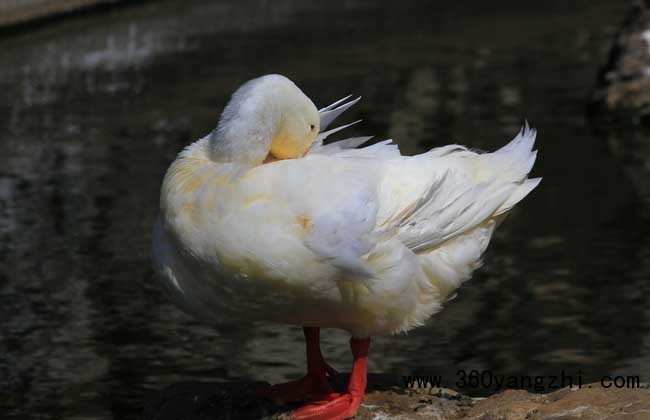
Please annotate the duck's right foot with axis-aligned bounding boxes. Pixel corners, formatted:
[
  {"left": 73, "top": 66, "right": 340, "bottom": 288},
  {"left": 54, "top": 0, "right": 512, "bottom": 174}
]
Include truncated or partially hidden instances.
[
  {"left": 256, "top": 326, "right": 338, "bottom": 403},
  {"left": 256, "top": 373, "right": 338, "bottom": 403}
]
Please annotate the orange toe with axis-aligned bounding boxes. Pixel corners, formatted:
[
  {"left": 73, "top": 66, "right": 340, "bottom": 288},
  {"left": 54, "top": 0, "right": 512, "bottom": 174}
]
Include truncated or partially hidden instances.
[{"left": 291, "top": 393, "right": 362, "bottom": 420}]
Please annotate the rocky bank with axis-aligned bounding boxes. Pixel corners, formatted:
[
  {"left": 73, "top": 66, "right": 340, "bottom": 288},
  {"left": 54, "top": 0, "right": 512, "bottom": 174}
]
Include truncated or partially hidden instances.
[{"left": 143, "top": 374, "right": 650, "bottom": 420}]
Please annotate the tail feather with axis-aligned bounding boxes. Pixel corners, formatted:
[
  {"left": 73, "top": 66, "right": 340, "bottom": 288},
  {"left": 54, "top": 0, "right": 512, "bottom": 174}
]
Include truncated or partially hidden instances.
[
  {"left": 492, "top": 123, "right": 538, "bottom": 181},
  {"left": 491, "top": 123, "right": 540, "bottom": 213},
  {"left": 496, "top": 121, "right": 537, "bottom": 155},
  {"left": 383, "top": 123, "right": 540, "bottom": 253}
]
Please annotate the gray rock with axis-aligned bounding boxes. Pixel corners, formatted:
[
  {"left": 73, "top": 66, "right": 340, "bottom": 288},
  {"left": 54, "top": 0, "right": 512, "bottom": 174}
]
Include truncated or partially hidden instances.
[{"left": 591, "top": 0, "right": 650, "bottom": 123}]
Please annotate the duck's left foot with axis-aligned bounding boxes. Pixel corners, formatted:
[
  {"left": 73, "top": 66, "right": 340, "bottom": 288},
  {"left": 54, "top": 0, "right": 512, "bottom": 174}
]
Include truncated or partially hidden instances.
[
  {"left": 291, "top": 336, "right": 370, "bottom": 420},
  {"left": 290, "top": 392, "right": 362, "bottom": 420}
]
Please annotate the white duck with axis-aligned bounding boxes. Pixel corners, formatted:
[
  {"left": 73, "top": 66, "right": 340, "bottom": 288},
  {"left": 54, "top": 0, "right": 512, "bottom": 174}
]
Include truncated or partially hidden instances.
[{"left": 151, "top": 74, "right": 540, "bottom": 420}]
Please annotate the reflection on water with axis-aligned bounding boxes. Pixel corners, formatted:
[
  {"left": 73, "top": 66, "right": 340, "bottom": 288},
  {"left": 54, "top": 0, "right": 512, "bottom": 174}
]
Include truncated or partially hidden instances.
[{"left": 1, "top": 0, "right": 649, "bottom": 418}]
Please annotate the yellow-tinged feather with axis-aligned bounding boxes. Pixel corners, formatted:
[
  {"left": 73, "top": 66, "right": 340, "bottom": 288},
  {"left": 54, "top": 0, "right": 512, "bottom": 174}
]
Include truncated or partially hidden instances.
[
  {"left": 212, "top": 175, "right": 230, "bottom": 185},
  {"left": 243, "top": 193, "right": 271, "bottom": 207},
  {"left": 296, "top": 215, "right": 312, "bottom": 232},
  {"left": 181, "top": 178, "right": 202, "bottom": 192},
  {"left": 180, "top": 202, "right": 196, "bottom": 219}
]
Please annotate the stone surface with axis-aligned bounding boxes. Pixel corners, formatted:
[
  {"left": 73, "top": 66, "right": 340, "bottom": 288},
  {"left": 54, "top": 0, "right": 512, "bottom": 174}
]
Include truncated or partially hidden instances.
[{"left": 143, "top": 375, "right": 650, "bottom": 420}]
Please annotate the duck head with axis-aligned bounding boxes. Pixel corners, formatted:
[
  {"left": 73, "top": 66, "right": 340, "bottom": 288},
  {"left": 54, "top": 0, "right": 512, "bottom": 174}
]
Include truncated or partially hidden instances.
[{"left": 209, "top": 74, "right": 320, "bottom": 164}]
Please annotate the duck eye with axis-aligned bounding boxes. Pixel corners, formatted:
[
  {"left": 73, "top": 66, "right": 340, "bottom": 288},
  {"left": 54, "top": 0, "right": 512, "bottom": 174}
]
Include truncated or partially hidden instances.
[{"left": 310, "top": 124, "right": 315, "bottom": 131}]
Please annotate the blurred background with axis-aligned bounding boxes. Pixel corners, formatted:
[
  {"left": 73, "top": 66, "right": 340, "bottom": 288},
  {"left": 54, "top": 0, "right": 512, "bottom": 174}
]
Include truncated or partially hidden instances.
[{"left": 1, "top": 1, "right": 650, "bottom": 419}]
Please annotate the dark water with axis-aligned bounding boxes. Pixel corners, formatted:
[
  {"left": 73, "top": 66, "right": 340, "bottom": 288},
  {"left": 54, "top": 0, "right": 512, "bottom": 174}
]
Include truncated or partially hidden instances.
[{"left": 2, "top": 0, "right": 650, "bottom": 418}]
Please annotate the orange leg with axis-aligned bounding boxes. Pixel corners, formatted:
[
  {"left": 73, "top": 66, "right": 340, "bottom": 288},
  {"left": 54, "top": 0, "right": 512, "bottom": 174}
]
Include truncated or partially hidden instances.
[
  {"left": 291, "top": 336, "right": 370, "bottom": 420},
  {"left": 256, "top": 327, "right": 338, "bottom": 403}
]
